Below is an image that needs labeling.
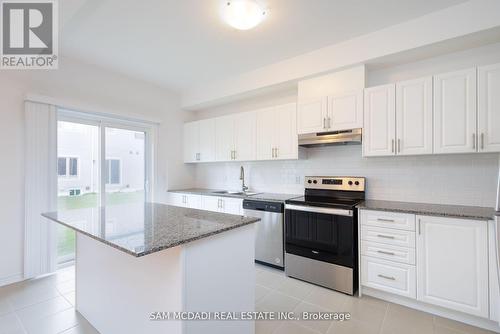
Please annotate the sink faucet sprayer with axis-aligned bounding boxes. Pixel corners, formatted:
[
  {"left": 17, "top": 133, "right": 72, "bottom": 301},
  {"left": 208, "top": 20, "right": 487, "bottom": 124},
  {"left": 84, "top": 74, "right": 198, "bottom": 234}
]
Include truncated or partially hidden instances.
[{"left": 240, "top": 166, "right": 249, "bottom": 193}]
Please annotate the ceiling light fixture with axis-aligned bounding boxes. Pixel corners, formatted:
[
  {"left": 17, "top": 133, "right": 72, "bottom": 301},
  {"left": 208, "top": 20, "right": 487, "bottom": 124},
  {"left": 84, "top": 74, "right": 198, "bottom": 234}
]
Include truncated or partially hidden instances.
[{"left": 222, "top": 0, "right": 267, "bottom": 30}]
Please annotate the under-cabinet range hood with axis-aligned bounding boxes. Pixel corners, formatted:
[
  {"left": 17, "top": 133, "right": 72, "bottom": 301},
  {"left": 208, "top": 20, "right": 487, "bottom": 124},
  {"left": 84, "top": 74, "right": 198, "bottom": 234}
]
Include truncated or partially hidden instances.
[{"left": 298, "top": 128, "right": 362, "bottom": 148}]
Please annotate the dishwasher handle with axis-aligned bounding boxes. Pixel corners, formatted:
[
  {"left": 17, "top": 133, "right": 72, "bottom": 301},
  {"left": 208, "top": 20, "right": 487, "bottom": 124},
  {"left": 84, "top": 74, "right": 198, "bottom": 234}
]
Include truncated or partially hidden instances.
[{"left": 242, "top": 200, "right": 284, "bottom": 213}]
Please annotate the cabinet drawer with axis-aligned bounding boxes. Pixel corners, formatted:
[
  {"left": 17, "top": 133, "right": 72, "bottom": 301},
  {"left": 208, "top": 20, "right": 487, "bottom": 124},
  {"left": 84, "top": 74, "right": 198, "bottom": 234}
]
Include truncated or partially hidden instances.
[
  {"left": 361, "top": 241, "right": 415, "bottom": 265},
  {"left": 361, "top": 256, "right": 416, "bottom": 298},
  {"left": 361, "top": 226, "right": 416, "bottom": 248},
  {"left": 361, "top": 210, "right": 415, "bottom": 231}
]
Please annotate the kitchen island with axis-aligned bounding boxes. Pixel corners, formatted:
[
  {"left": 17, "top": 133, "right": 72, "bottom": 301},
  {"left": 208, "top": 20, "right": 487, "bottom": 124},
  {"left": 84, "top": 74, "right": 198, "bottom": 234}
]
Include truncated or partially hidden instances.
[{"left": 42, "top": 203, "right": 259, "bottom": 334}]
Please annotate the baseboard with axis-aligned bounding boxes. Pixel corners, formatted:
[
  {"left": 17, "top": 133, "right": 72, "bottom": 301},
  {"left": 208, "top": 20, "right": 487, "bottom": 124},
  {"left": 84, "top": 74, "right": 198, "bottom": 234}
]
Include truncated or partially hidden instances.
[
  {"left": 362, "top": 287, "right": 500, "bottom": 333},
  {"left": 0, "top": 272, "right": 24, "bottom": 288}
]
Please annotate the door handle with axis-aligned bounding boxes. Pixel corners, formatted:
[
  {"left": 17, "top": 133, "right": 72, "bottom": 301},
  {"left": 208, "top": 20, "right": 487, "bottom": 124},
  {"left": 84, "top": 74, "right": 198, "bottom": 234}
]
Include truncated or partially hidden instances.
[
  {"left": 391, "top": 139, "right": 395, "bottom": 153},
  {"left": 377, "top": 234, "right": 395, "bottom": 239},
  {"left": 378, "top": 274, "right": 396, "bottom": 281},
  {"left": 377, "top": 250, "right": 395, "bottom": 256}
]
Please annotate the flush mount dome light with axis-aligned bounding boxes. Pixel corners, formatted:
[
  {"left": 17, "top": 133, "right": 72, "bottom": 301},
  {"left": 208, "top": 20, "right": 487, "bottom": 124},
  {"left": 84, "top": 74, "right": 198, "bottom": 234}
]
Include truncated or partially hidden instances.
[{"left": 222, "top": 0, "right": 266, "bottom": 30}]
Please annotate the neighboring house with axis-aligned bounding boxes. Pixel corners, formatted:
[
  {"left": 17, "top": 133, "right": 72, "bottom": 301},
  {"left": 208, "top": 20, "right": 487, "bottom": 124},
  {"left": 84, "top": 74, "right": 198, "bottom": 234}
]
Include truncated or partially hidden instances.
[{"left": 57, "top": 121, "right": 145, "bottom": 196}]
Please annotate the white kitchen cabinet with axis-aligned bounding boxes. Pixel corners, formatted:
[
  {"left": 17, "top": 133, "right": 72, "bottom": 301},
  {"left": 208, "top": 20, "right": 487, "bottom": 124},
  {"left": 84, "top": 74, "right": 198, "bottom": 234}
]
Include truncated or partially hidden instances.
[
  {"left": 215, "top": 115, "right": 235, "bottom": 161},
  {"left": 200, "top": 195, "right": 242, "bottom": 215},
  {"left": 433, "top": 68, "right": 477, "bottom": 154},
  {"left": 256, "top": 103, "right": 298, "bottom": 160},
  {"left": 234, "top": 111, "right": 257, "bottom": 161},
  {"left": 297, "top": 97, "right": 328, "bottom": 134},
  {"left": 167, "top": 193, "right": 201, "bottom": 209},
  {"left": 478, "top": 63, "right": 500, "bottom": 153},
  {"left": 416, "top": 215, "right": 488, "bottom": 318},
  {"left": 198, "top": 119, "right": 216, "bottom": 162},
  {"left": 183, "top": 120, "right": 216, "bottom": 163},
  {"left": 363, "top": 84, "right": 396, "bottom": 157},
  {"left": 328, "top": 90, "right": 363, "bottom": 131},
  {"left": 396, "top": 77, "right": 433, "bottom": 155},
  {"left": 183, "top": 121, "right": 199, "bottom": 163}
]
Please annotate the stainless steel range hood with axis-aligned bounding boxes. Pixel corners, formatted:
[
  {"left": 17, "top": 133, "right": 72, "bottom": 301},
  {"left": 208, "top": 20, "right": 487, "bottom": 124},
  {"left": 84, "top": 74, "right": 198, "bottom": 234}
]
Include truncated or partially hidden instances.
[{"left": 298, "top": 129, "right": 362, "bottom": 148}]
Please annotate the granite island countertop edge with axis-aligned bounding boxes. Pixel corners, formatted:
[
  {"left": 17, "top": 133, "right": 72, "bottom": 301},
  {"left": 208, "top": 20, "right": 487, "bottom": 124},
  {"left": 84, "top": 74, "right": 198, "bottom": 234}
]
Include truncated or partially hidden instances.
[{"left": 41, "top": 208, "right": 260, "bottom": 258}]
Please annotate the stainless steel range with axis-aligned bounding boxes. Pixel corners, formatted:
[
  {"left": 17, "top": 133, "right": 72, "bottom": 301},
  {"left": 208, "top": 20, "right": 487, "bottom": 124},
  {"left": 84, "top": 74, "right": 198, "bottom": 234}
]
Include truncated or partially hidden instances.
[{"left": 284, "top": 176, "right": 365, "bottom": 295}]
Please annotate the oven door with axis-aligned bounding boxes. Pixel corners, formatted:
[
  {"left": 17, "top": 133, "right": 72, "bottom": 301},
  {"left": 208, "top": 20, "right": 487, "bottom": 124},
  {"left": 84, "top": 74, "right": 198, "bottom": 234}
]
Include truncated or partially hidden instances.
[{"left": 285, "top": 204, "right": 355, "bottom": 268}]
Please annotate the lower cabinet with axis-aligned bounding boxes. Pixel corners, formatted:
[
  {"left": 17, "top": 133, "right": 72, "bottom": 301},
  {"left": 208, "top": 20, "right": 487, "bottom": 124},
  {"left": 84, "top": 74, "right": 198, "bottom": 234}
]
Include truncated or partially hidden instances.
[
  {"left": 416, "top": 215, "right": 489, "bottom": 318},
  {"left": 360, "top": 210, "right": 491, "bottom": 320},
  {"left": 196, "top": 194, "right": 243, "bottom": 215},
  {"left": 167, "top": 193, "right": 201, "bottom": 209}
]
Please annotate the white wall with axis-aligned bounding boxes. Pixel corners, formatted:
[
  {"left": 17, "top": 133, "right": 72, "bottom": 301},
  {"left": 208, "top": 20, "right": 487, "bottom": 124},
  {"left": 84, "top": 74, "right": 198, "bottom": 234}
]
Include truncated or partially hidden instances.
[
  {"left": 193, "top": 43, "right": 500, "bottom": 208},
  {"left": 0, "top": 57, "right": 192, "bottom": 285}
]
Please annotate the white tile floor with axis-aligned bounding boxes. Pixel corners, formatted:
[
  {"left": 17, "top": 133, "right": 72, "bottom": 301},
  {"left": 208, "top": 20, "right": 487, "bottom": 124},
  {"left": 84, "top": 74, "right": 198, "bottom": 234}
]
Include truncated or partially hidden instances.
[{"left": 0, "top": 264, "right": 495, "bottom": 334}]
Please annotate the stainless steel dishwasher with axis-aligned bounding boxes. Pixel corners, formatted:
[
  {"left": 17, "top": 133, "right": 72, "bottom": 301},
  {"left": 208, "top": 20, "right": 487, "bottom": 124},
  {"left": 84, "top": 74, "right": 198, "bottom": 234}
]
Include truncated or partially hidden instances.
[{"left": 243, "top": 199, "right": 284, "bottom": 269}]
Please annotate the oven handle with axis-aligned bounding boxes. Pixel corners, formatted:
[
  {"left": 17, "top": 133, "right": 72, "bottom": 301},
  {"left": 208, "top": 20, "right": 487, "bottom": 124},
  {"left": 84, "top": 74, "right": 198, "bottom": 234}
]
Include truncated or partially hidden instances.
[{"left": 285, "top": 204, "right": 353, "bottom": 217}]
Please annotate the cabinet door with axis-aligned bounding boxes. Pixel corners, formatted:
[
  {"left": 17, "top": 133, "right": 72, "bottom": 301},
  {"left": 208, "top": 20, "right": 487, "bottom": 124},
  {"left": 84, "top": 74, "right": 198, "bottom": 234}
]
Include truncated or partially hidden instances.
[
  {"left": 222, "top": 198, "right": 242, "bottom": 215},
  {"left": 396, "top": 77, "right": 433, "bottom": 155},
  {"left": 185, "top": 194, "right": 201, "bottom": 209},
  {"left": 234, "top": 111, "right": 256, "bottom": 161},
  {"left": 201, "top": 196, "right": 222, "bottom": 212},
  {"left": 297, "top": 97, "right": 328, "bottom": 134},
  {"left": 198, "top": 118, "right": 216, "bottom": 162},
  {"left": 215, "top": 115, "right": 235, "bottom": 162},
  {"left": 328, "top": 90, "right": 363, "bottom": 131},
  {"left": 256, "top": 107, "right": 275, "bottom": 160},
  {"left": 417, "top": 216, "right": 488, "bottom": 317},
  {"left": 275, "top": 103, "right": 298, "bottom": 160},
  {"left": 183, "top": 121, "right": 199, "bottom": 163},
  {"left": 433, "top": 68, "right": 477, "bottom": 154},
  {"left": 478, "top": 63, "right": 500, "bottom": 152},
  {"left": 167, "top": 192, "right": 185, "bottom": 207},
  {"left": 363, "top": 84, "right": 396, "bottom": 157}
]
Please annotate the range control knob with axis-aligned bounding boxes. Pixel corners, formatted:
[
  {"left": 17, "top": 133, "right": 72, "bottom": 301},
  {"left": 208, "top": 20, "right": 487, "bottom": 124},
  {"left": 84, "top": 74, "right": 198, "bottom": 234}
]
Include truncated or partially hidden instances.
[
  {"left": 307, "top": 180, "right": 312, "bottom": 184},
  {"left": 355, "top": 181, "right": 360, "bottom": 186},
  {"left": 313, "top": 180, "right": 318, "bottom": 184},
  {"left": 348, "top": 181, "right": 353, "bottom": 186}
]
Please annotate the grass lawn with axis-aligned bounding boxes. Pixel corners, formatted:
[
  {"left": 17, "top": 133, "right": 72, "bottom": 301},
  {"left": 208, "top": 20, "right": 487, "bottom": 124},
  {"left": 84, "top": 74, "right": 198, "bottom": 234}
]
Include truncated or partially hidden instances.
[{"left": 57, "top": 191, "right": 144, "bottom": 261}]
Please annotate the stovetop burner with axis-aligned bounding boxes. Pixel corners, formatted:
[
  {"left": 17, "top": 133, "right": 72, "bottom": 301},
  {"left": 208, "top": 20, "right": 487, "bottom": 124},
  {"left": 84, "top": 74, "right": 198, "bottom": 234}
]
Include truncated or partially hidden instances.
[{"left": 285, "top": 176, "right": 366, "bottom": 208}]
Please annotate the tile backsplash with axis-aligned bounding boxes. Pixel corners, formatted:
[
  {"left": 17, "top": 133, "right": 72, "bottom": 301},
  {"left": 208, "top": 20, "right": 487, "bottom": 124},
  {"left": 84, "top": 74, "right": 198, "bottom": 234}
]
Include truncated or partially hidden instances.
[{"left": 195, "top": 145, "right": 499, "bottom": 208}]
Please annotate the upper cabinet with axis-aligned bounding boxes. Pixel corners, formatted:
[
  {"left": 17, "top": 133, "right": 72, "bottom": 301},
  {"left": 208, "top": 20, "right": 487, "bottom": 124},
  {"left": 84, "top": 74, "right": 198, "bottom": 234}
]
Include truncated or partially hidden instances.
[
  {"left": 433, "top": 68, "right": 477, "bottom": 154},
  {"left": 478, "top": 63, "right": 500, "bottom": 152},
  {"left": 363, "top": 84, "right": 396, "bottom": 157},
  {"left": 256, "top": 103, "right": 298, "bottom": 160},
  {"left": 185, "top": 103, "right": 298, "bottom": 163},
  {"left": 297, "top": 65, "right": 366, "bottom": 134},
  {"left": 183, "top": 119, "right": 215, "bottom": 163},
  {"left": 396, "top": 77, "right": 433, "bottom": 156}
]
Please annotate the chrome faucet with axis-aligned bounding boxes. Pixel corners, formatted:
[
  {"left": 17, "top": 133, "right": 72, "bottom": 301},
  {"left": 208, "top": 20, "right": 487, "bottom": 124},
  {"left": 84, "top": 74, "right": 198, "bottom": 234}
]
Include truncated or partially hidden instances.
[{"left": 240, "top": 166, "right": 249, "bottom": 193}]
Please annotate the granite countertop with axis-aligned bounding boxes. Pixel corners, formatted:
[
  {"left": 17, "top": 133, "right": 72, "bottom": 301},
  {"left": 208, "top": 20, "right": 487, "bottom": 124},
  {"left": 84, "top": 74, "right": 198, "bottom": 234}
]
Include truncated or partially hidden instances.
[
  {"left": 169, "top": 188, "right": 300, "bottom": 203},
  {"left": 42, "top": 202, "right": 260, "bottom": 257},
  {"left": 357, "top": 200, "right": 498, "bottom": 221}
]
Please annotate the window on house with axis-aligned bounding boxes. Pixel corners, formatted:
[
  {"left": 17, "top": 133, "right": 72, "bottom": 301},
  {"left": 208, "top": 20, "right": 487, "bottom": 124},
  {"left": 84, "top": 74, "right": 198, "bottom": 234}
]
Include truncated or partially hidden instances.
[
  {"left": 58, "top": 157, "right": 78, "bottom": 177},
  {"left": 105, "top": 159, "right": 121, "bottom": 185}
]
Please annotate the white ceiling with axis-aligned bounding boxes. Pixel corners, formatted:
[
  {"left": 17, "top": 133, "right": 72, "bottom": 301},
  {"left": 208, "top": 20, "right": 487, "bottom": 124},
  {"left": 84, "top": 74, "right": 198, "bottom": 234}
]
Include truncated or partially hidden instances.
[{"left": 60, "top": 0, "right": 468, "bottom": 92}]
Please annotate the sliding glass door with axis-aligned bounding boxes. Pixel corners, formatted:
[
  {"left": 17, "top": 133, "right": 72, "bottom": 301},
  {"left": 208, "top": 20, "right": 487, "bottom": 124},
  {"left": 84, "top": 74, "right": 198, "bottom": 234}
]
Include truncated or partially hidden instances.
[{"left": 56, "top": 110, "right": 153, "bottom": 266}]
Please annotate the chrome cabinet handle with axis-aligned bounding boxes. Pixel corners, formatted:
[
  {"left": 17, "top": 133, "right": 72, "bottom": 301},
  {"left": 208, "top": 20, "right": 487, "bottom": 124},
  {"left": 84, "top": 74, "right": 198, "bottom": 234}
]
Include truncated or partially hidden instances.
[
  {"left": 327, "top": 117, "right": 331, "bottom": 129},
  {"left": 398, "top": 139, "right": 401, "bottom": 153},
  {"left": 311, "top": 250, "right": 319, "bottom": 254},
  {"left": 473, "top": 134, "right": 476, "bottom": 150},
  {"left": 481, "top": 133, "right": 484, "bottom": 150},
  {"left": 391, "top": 139, "right": 395, "bottom": 153},
  {"left": 377, "top": 218, "right": 395, "bottom": 222},
  {"left": 276, "top": 147, "right": 279, "bottom": 158},
  {"left": 323, "top": 118, "right": 326, "bottom": 129},
  {"left": 378, "top": 274, "right": 396, "bottom": 281},
  {"left": 377, "top": 250, "right": 395, "bottom": 256},
  {"left": 377, "top": 234, "right": 395, "bottom": 239},
  {"left": 418, "top": 218, "right": 421, "bottom": 235}
]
